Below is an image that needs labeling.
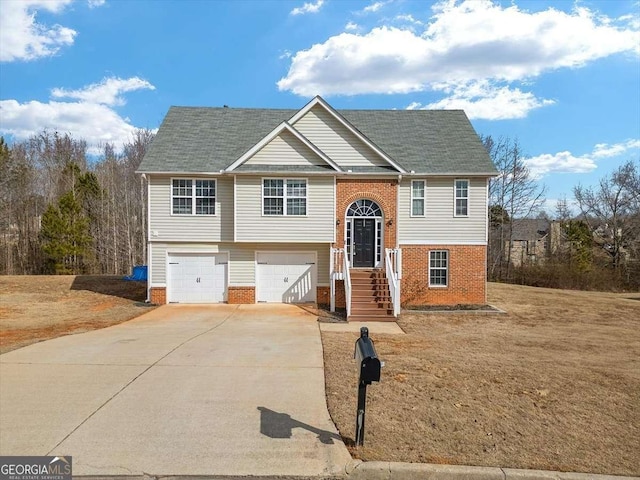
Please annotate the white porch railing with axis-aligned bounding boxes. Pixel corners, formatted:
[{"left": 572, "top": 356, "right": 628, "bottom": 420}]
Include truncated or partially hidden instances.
[
  {"left": 343, "top": 251, "right": 352, "bottom": 318},
  {"left": 385, "top": 248, "right": 402, "bottom": 317},
  {"left": 330, "top": 247, "right": 351, "bottom": 316}
]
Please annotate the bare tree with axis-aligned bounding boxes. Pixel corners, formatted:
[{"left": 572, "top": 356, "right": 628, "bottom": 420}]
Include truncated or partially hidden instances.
[
  {"left": 574, "top": 160, "right": 640, "bottom": 274},
  {"left": 483, "top": 135, "right": 546, "bottom": 279}
]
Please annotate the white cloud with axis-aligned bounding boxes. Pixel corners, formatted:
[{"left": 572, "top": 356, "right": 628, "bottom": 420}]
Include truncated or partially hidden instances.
[
  {"left": 0, "top": 0, "right": 76, "bottom": 62},
  {"left": 278, "top": 0, "right": 639, "bottom": 119},
  {"left": 0, "top": 77, "right": 156, "bottom": 154},
  {"left": 592, "top": 139, "right": 640, "bottom": 158},
  {"left": 345, "top": 21, "right": 359, "bottom": 31},
  {"left": 87, "top": 0, "right": 105, "bottom": 7},
  {"left": 395, "top": 14, "right": 423, "bottom": 26},
  {"left": 362, "top": 1, "right": 390, "bottom": 14},
  {"left": 408, "top": 81, "right": 555, "bottom": 120},
  {"left": 524, "top": 151, "right": 597, "bottom": 179},
  {"left": 290, "top": 0, "right": 324, "bottom": 16},
  {"left": 51, "top": 77, "right": 155, "bottom": 106},
  {"left": 524, "top": 140, "right": 640, "bottom": 178}
]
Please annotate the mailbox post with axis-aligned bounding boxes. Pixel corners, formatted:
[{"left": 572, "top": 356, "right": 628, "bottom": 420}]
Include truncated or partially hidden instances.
[{"left": 354, "top": 326, "right": 381, "bottom": 446}]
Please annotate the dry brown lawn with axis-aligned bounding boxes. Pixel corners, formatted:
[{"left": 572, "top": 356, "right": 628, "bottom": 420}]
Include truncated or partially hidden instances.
[
  {"left": 322, "top": 283, "right": 640, "bottom": 476},
  {"left": 0, "top": 275, "right": 153, "bottom": 354}
]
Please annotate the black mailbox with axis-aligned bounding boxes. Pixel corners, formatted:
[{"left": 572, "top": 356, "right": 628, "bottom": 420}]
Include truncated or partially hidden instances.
[{"left": 354, "top": 327, "right": 381, "bottom": 384}]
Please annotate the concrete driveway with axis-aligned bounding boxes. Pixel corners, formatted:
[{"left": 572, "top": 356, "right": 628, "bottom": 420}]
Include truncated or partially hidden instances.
[{"left": 0, "top": 304, "right": 352, "bottom": 477}]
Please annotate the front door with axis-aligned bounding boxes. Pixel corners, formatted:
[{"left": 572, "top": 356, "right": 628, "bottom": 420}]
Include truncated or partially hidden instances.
[{"left": 353, "top": 219, "right": 375, "bottom": 267}]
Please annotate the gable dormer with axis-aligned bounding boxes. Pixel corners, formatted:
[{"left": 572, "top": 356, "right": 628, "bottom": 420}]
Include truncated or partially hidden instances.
[
  {"left": 225, "top": 121, "right": 341, "bottom": 172},
  {"left": 289, "top": 96, "right": 406, "bottom": 173}
]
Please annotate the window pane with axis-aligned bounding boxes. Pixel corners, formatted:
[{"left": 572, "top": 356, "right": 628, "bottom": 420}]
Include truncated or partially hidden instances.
[
  {"left": 263, "top": 179, "right": 283, "bottom": 197},
  {"left": 412, "top": 181, "right": 425, "bottom": 197},
  {"left": 196, "top": 197, "right": 215, "bottom": 215},
  {"left": 456, "top": 199, "right": 468, "bottom": 216},
  {"left": 286, "top": 179, "right": 306, "bottom": 197},
  {"left": 264, "top": 198, "right": 284, "bottom": 215},
  {"left": 287, "top": 198, "right": 306, "bottom": 215},
  {"left": 455, "top": 180, "right": 468, "bottom": 196},
  {"left": 172, "top": 179, "right": 192, "bottom": 197},
  {"left": 196, "top": 179, "right": 215, "bottom": 197},
  {"left": 172, "top": 197, "right": 192, "bottom": 215},
  {"left": 412, "top": 199, "right": 424, "bottom": 216}
]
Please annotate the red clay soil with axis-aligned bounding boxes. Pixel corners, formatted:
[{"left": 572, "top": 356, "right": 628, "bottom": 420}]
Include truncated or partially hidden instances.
[{"left": 0, "top": 275, "right": 153, "bottom": 354}]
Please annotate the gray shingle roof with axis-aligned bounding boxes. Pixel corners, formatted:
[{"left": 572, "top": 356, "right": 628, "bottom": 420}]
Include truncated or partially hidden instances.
[
  {"left": 511, "top": 219, "right": 550, "bottom": 240},
  {"left": 138, "top": 105, "right": 497, "bottom": 175}
]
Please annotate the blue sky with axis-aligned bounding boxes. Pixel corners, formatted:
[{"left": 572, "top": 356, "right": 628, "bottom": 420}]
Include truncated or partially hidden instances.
[{"left": 1, "top": 0, "right": 639, "bottom": 213}]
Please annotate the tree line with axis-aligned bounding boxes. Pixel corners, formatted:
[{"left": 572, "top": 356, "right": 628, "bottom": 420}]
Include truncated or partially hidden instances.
[
  {"left": 1, "top": 129, "right": 638, "bottom": 291},
  {"left": 483, "top": 135, "right": 640, "bottom": 291},
  {"left": 0, "top": 130, "right": 154, "bottom": 275}
]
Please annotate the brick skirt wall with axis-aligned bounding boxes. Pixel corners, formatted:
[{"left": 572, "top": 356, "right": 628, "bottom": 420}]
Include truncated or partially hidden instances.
[
  {"left": 400, "top": 245, "right": 487, "bottom": 306},
  {"left": 228, "top": 287, "right": 255, "bottom": 304},
  {"left": 150, "top": 287, "right": 166, "bottom": 305},
  {"left": 317, "top": 286, "right": 330, "bottom": 307}
]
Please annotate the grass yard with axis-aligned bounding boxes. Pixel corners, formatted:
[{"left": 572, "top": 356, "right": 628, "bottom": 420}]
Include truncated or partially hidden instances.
[
  {"left": 322, "top": 283, "right": 640, "bottom": 476},
  {"left": 0, "top": 275, "right": 153, "bottom": 354}
]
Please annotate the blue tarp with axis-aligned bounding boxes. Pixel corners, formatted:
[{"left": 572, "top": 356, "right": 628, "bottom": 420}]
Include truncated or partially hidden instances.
[{"left": 123, "top": 265, "right": 147, "bottom": 281}]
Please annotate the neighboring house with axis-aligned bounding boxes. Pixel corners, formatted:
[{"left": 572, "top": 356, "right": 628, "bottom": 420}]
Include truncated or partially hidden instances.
[
  {"left": 506, "top": 219, "right": 554, "bottom": 266},
  {"left": 137, "top": 96, "right": 497, "bottom": 319}
]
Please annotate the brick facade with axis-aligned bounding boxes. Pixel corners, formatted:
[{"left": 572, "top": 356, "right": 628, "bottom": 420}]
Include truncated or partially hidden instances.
[
  {"left": 334, "top": 178, "right": 398, "bottom": 252},
  {"left": 228, "top": 286, "right": 255, "bottom": 304},
  {"left": 150, "top": 287, "right": 166, "bottom": 305},
  {"left": 317, "top": 286, "right": 330, "bottom": 307},
  {"left": 400, "top": 245, "right": 487, "bottom": 306}
]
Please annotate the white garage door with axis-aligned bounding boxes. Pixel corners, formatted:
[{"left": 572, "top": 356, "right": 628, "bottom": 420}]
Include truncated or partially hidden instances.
[
  {"left": 256, "top": 252, "right": 316, "bottom": 303},
  {"left": 168, "top": 253, "right": 227, "bottom": 303}
]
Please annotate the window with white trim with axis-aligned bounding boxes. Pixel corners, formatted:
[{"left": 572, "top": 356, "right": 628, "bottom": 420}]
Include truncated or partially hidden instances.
[
  {"left": 455, "top": 179, "right": 469, "bottom": 217},
  {"left": 411, "top": 180, "right": 425, "bottom": 216},
  {"left": 172, "top": 179, "right": 216, "bottom": 215},
  {"left": 262, "top": 178, "right": 307, "bottom": 216},
  {"left": 429, "top": 250, "right": 448, "bottom": 287}
]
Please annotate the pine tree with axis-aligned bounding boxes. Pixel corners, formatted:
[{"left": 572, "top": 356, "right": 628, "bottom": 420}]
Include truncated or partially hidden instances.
[{"left": 40, "top": 177, "right": 92, "bottom": 274}]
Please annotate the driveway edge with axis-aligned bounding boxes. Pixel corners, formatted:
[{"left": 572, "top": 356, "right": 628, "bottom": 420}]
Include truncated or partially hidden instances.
[{"left": 344, "top": 460, "right": 639, "bottom": 480}]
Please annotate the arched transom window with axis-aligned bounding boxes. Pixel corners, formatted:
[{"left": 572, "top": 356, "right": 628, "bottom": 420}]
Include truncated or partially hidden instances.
[{"left": 347, "top": 199, "right": 382, "bottom": 217}]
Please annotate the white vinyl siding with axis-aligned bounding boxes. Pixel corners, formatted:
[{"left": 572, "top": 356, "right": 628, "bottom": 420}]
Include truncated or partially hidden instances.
[
  {"left": 398, "top": 177, "right": 488, "bottom": 244},
  {"left": 149, "top": 175, "right": 233, "bottom": 242},
  {"left": 235, "top": 175, "right": 334, "bottom": 242},
  {"left": 245, "top": 130, "right": 327, "bottom": 166},
  {"left": 149, "top": 242, "right": 330, "bottom": 287},
  {"left": 292, "top": 105, "right": 388, "bottom": 168}
]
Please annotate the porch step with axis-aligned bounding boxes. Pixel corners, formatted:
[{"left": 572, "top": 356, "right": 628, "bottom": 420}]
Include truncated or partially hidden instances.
[
  {"left": 348, "top": 313, "right": 396, "bottom": 322},
  {"left": 347, "top": 268, "right": 396, "bottom": 322}
]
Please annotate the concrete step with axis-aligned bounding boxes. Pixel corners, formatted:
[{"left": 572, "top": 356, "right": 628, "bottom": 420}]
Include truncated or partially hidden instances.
[{"left": 348, "top": 313, "right": 396, "bottom": 322}]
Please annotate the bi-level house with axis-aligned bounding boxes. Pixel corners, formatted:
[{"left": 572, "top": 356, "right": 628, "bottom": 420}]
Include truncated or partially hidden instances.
[{"left": 137, "top": 96, "right": 497, "bottom": 320}]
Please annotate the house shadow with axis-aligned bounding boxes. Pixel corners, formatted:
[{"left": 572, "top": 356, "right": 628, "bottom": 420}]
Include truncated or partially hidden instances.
[
  {"left": 257, "top": 406, "right": 342, "bottom": 445},
  {"left": 70, "top": 275, "right": 147, "bottom": 302}
]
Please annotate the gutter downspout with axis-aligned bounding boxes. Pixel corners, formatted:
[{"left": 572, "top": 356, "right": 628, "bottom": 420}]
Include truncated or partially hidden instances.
[{"left": 142, "top": 173, "right": 151, "bottom": 303}]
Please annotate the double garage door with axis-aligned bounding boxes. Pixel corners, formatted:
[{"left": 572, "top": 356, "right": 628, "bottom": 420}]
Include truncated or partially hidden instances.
[
  {"left": 168, "top": 253, "right": 227, "bottom": 303},
  {"left": 167, "top": 252, "right": 316, "bottom": 304},
  {"left": 256, "top": 252, "right": 316, "bottom": 303}
]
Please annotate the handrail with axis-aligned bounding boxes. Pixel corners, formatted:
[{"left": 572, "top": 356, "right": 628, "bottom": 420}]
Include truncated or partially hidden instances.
[
  {"left": 343, "top": 249, "right": 352, "bottom": 318},
  {"left": 342, "top": 250, "right": 351, "bottom": 318},
  {"left": 385, "top": 248, "right": 401, "bottom": 317},
  {"left": 330, "top": 247, "right": 350, "bottom": 315}
]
